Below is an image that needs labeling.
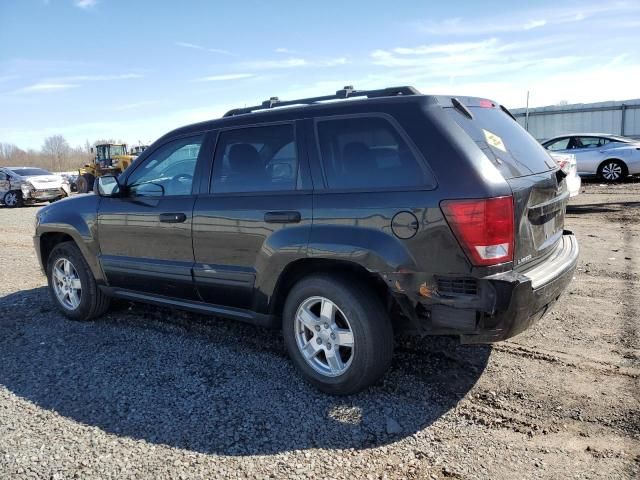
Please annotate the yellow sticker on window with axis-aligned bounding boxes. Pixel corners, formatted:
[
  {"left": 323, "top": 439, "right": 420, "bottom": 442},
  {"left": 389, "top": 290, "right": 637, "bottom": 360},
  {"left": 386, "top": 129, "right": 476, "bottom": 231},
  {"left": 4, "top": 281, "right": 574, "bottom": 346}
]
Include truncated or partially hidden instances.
[{"left": 483, "top": 129, "right": 507, "bottom": 152}]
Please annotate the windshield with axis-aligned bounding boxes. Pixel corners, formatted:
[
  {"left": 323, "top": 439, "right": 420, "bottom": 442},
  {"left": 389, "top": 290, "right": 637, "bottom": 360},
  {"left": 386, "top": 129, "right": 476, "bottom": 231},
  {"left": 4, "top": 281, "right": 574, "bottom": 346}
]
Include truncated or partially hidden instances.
[
  {"left": 10, "top": 168, "right": 52, "bottom": 176},
  {"left": 110, "top": 145, "right": 127, "bottom": 155},
  {"left": 97, "top": 145, "right": 127, "bottom": 160}
]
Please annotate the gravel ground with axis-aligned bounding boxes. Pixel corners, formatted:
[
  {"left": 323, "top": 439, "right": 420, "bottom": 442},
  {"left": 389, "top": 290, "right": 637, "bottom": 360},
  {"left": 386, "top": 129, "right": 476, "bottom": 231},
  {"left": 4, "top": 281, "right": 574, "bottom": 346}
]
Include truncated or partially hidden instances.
[{"left": 0, "top": 183, "right": 638, "bottom": 479}]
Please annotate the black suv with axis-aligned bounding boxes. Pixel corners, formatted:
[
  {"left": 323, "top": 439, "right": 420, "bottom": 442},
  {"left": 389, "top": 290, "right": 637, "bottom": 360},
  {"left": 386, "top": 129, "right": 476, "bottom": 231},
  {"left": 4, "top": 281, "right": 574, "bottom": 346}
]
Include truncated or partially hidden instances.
[{"left": 34, "top": 86, "right": 578, "bottom": 394}]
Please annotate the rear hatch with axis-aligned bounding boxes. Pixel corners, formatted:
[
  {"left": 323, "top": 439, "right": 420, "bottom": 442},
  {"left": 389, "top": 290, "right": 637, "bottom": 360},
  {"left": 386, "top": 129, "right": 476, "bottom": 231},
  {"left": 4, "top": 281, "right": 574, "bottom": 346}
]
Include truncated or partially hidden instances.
[{"left": 443, "top": 97, "right": 568, "bottom": 269}]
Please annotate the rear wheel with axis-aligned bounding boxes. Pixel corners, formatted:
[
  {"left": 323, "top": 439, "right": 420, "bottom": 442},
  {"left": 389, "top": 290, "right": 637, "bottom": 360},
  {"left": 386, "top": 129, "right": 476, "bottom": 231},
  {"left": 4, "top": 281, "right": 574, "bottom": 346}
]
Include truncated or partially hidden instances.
[
  {"left": 76, "top": 173, "right": 95, "bottom": 193},
  {"left": 282, "top": 274, "right": 393, "bottom": 395},
  {"left": 598, "top": 160, "right": 627, "bottom": 182},
  {"left": 47, "top": 241, "right": 110, "bottom": 321},
  {"left": 3, "top": 190, "right": 23, "bottom": 208}
]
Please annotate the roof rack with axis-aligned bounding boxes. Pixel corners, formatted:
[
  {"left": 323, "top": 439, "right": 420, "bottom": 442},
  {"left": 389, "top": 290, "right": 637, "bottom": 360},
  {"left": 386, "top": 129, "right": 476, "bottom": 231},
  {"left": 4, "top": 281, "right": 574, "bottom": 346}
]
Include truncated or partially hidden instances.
[{"left": 223, "top": 85, "right": 421, "bottom": 117}]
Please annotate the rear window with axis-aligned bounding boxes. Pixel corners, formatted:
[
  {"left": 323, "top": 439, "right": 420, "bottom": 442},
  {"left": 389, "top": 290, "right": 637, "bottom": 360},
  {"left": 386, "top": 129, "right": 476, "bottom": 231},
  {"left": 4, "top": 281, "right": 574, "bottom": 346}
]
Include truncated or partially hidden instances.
[
  {"left": 446, "top": 106, "right": 555, "bottom": 179},
  {"left": 316, "top": 116, "right": 434, "bottom": 190}
]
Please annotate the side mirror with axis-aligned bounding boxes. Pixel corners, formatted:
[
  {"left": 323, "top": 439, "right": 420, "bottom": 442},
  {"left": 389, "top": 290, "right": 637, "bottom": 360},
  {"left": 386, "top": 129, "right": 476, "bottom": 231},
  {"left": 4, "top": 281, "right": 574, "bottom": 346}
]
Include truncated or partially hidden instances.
[{"left": 96, "top": 175, "right": 121, "bottom": 197}]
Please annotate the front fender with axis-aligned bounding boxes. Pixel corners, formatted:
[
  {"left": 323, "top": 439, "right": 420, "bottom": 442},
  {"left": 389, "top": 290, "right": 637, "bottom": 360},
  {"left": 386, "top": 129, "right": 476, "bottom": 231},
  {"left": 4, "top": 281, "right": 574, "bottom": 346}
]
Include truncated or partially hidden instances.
[{"left": 35, "top": 194, "right": 105, "bottom": 282}]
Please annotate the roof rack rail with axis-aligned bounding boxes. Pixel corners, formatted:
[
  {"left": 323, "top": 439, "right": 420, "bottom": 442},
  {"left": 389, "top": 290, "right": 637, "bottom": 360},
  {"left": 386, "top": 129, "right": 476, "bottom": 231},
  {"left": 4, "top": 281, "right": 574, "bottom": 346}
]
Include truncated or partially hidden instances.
[{"left": 223, "top": 85, "right": 421, "bottom": 117}]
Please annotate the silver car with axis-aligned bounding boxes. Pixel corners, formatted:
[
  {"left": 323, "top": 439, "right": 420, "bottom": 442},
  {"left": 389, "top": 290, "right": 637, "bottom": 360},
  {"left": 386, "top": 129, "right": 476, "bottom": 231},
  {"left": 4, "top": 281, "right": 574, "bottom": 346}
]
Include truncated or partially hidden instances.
[
  {"left": 542, "top": 133, "right": 640, "bottom": 182},
  {"left": 0, "top": 167, "right": 71, "bottom": 208}
]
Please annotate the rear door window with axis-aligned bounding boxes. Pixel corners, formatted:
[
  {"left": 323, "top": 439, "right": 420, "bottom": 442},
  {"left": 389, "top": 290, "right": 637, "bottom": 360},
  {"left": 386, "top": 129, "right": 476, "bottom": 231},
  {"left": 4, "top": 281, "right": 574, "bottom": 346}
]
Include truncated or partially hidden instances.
[
  {"left": 576, "top": 136, "right": 609, "bottom": 148},
  {"left": 211, "top": 124, "right": 298, "bottom": 194},
  {"left": 545, "top": 137, "right": 570, "bottom": 151},
  {"left": 315, "top": 116, "right": 434, "bottom": 190},
  {"left": 446, "top": 105, "right": 556, "bottom": 179}
]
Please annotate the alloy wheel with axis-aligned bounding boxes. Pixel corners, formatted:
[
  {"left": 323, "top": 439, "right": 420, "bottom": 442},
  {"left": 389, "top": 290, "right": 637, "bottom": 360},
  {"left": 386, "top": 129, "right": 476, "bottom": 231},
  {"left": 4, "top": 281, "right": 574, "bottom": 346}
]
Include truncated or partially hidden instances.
[
  {"left": 602, "top": 162, "right": 622, "bottom": 181},
  {"left": 294, "top": 296, "right": 355, "bottom": 377},
  {"left": 4, "top": 192, "right": 18, "bottom": 207},
  {"left": 52, "top": 258, "right": 82, "bottom": 310}
]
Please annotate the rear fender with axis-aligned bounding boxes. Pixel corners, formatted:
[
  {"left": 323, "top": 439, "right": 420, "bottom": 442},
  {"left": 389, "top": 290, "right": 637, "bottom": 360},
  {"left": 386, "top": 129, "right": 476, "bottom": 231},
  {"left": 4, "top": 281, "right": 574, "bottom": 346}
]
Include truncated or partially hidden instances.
[{"left": 307, "top": 225, "right": 419, "bottom": 273}]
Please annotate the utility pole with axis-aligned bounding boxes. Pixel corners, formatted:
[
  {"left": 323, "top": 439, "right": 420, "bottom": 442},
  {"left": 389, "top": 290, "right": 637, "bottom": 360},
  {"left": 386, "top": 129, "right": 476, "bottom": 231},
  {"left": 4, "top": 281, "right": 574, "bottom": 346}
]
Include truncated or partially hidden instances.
[{"left": 525, "top": 90, "right": 530, "bottom": 132}]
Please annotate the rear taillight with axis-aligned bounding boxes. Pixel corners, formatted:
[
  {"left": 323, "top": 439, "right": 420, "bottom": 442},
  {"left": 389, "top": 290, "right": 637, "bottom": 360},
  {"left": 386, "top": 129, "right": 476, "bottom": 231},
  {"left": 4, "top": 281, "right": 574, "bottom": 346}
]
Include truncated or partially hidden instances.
[
  {"left": 556, "top": 159, "right": 571, "bottom": 174},
  {"left": 440, "top": 196, "right": 514, "bottom": 266}
]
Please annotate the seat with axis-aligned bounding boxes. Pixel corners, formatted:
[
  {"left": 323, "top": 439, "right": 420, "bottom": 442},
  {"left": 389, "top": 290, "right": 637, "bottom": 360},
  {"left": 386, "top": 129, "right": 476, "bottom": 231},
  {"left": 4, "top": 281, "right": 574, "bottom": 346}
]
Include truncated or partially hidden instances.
[
  {"left": 227, "top": 144, "right": 267, "bottom": 188},
  {"left": 340, "top": 142, "right": 374, "bottom": 187}
]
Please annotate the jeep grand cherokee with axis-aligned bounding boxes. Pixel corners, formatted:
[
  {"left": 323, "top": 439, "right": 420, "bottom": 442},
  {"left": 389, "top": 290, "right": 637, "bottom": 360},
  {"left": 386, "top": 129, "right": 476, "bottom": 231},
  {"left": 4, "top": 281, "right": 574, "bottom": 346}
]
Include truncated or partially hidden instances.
[{"left": 34, "top": 86, "right": 578, "bottom": 394}]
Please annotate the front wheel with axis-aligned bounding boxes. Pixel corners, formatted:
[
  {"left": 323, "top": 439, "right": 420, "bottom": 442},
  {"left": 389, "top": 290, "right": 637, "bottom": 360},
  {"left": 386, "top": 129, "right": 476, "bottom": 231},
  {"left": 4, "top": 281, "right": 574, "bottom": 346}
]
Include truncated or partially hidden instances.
[
  {"left": 76, "top": 173, "right": 95, "bottom": 194},
  {"left": 47, "top": 241, "right": 110, "bottom": 321},
  {"left": 282, "top": 274, "right": 393, "bottom": 395},
  {"left": 3, "top": 190, "right": 23, "bottom": 208},
  {"left": 598, "top": 160, "right": 627, "bottom": 182}
]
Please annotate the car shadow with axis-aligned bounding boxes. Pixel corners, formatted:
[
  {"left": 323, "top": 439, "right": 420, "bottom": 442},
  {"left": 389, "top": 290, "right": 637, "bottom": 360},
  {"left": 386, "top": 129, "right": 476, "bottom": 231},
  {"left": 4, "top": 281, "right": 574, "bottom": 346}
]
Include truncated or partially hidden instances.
[
  {"left": 580, "top": 176, "right": 640, "bottom": 184},
  {"left": 0, "top": 203, "right": 47, "bottom": 208},
  {"left": 0, "top": 287, "right": 490, "bottom": 456},
  {"left": 566, "top": 201, "right": 640, "bottom": 214}
]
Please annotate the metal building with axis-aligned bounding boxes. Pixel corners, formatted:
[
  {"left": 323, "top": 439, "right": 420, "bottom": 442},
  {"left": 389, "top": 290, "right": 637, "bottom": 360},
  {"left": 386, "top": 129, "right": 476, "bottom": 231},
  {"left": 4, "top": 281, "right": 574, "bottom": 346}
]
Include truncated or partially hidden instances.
[{"left": 511, "top": 98, "right": 640, "bottom": 142}]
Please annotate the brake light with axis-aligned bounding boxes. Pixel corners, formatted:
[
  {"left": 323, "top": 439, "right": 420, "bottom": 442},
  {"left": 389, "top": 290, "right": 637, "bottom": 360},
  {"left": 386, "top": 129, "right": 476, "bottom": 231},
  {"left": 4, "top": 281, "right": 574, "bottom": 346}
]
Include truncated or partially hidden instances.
[
  {"left": 479, "top": 99, "right": 495, "bottom": 108},
  {"left": 556, "top": 158, "right": 571, "bottom": 174},
  {"left": 441, "top": 196, "right": 514, "bottom": 266}
]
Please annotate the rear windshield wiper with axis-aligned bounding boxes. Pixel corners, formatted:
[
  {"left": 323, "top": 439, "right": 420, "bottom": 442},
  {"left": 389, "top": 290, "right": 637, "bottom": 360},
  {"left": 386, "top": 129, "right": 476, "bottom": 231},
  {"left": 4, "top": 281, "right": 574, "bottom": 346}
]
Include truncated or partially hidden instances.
[
  {"left": 451, "top": 97, "right": 473, "bottom": 119},
  {"left": 500, "top": 104, "right": 517, "bottom": 122}
]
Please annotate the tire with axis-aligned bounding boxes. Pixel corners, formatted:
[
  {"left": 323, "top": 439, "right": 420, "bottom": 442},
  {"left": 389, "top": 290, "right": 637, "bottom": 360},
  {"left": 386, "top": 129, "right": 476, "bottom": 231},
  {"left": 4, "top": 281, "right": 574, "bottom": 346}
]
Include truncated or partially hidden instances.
[
  {"left": 3, "top": 190, "right": 23, "bottom": 208},
  {"left": 76, "top": 173, "right": 95, "bottom": 194},
  {"left": 598, "top": 160, "right": 627, "bottom": 182},
  {"left": 46, "top": 241, "right": 110, "bottom": 321},
  {"left": 282, "top": 274, "right": 393, "bottom": 395}
]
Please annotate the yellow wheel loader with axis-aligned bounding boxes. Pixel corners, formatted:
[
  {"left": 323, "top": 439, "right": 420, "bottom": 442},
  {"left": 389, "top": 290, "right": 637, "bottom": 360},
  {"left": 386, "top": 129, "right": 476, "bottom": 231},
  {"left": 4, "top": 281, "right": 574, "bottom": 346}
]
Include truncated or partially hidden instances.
[{"left": 76, "top": 144, "right": 135, "bottom": 193}]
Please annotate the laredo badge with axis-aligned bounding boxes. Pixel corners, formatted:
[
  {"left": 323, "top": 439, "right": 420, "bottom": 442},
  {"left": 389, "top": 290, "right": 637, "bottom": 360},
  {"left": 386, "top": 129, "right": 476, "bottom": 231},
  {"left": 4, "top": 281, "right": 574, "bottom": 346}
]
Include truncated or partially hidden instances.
[{"left": 483, "top": 129, "right": 507, "bottom": 152}]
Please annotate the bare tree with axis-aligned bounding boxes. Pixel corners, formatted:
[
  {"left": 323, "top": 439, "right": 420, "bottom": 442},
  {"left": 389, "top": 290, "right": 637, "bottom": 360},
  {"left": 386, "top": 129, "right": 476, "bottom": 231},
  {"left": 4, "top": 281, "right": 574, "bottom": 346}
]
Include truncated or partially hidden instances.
[
  {"left": 0, "top": 138, "right": 93, "bottom": 171},
  {"left": 0, "top": 143, "right": 17, "bottom": 161},
  {"left": 42, "top": 135, "right": 70, "bottom": 171}
]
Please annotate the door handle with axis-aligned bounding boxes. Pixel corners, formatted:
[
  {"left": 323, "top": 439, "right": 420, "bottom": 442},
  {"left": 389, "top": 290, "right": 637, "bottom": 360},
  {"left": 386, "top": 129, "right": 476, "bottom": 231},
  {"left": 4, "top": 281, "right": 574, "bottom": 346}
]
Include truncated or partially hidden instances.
[
  {"left": 159, "top": 212, "right": 187, "bottom": 223},
  {"left": 264, "top": 211, "right": 301, "bottom": 223}
]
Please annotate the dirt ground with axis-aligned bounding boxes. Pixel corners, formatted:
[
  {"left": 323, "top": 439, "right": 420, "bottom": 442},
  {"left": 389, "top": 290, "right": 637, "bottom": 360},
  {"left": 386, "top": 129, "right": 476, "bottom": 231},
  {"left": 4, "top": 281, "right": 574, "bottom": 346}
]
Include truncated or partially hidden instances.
[{"left": 0, "top": 182, "right": 638, "bottom": 479}]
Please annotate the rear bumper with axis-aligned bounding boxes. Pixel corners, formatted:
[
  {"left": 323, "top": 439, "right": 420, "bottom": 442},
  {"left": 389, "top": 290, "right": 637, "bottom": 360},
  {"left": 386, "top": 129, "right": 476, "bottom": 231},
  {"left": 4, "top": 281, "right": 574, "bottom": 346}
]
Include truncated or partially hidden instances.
[
  {"left": 461, "top": 231, "right": 579, "bottom": 343},
  {"left": 389, "top": 231, "right": 579, "bottom": 343}
]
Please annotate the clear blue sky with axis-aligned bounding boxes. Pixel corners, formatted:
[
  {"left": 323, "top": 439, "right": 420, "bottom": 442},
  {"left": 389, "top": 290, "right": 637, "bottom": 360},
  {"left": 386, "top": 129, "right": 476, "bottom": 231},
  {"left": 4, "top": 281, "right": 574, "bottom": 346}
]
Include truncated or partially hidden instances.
[{"left": 1, "top": 0, "right": 639, "bottom": 149}]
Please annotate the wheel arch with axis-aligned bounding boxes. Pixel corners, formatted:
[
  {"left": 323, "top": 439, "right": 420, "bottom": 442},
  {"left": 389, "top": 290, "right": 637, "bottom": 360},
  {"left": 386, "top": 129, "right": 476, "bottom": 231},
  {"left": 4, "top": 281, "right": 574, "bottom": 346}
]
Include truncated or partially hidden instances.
[
  {"left": 598, "top": 158, "right": 628, "bottom": 174},
  {"left": 40, "top": 232, "right": 76, "bottom": 271},
  {"left": 268, "top": 258, "right": 393, "bottom": 318}
]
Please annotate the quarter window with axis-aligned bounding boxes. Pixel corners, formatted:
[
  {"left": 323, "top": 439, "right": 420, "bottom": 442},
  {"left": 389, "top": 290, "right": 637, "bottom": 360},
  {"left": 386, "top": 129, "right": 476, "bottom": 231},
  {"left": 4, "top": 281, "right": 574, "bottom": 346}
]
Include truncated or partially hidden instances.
[
  {"left": 316, "top": 116, "right": 430, "bottom": 190},
  {"left": 127, "top": 135, "right": 203, "bottom": 197},
  {"left": 211, "top": 124, "right": 298, "bottom": 193}
]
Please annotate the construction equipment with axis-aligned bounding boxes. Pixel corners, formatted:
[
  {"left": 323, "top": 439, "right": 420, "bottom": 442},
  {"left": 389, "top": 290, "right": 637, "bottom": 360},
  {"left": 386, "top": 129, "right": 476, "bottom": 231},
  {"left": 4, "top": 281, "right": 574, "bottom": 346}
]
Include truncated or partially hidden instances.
[
  {"left": 76, "top": 143, "right": 135, "bottom": 193},
  {"left": 130, "top": 145, "right": 149, "bottom": 157}
]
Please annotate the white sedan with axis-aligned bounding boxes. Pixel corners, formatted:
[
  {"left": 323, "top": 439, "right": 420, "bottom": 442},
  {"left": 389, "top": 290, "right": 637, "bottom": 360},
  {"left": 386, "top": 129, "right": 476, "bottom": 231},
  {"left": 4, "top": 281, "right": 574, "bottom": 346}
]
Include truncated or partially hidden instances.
[
  {"left": 542, "top": 133, "right": 640, "bottom": 182},
  {"left": 549, "top": 152, "right": 580, "bottom": 197},
  {"left": 0, "top": 167, "right": 71, "bottom": 208}
]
